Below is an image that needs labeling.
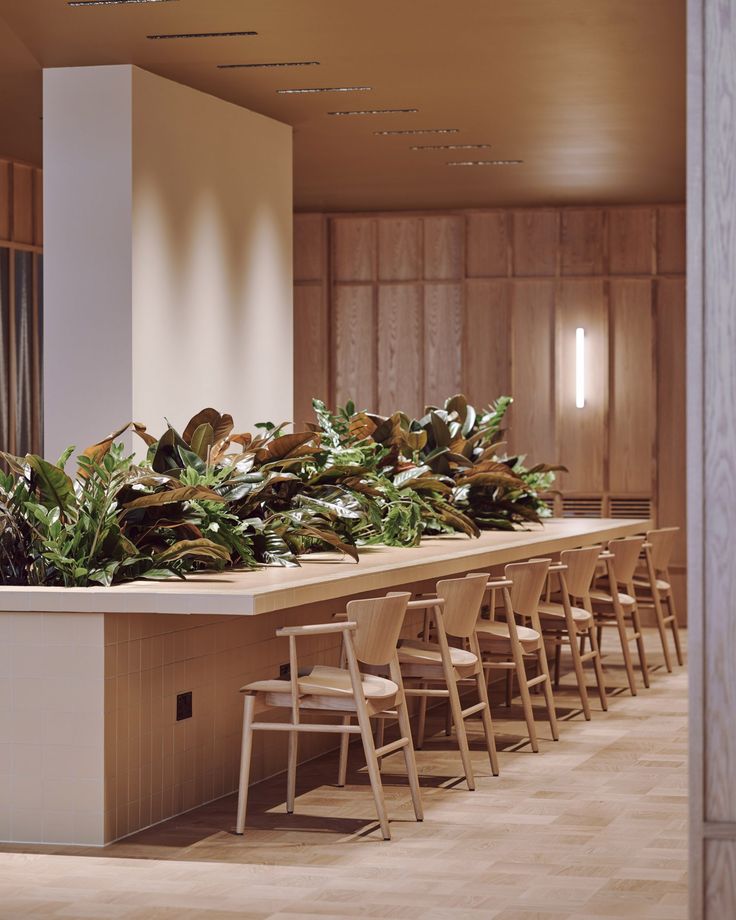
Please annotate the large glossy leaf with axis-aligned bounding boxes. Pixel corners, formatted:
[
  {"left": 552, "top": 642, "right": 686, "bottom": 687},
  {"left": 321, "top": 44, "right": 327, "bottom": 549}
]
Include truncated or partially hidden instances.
[
  {"left": 255, "top": 432, "right": 317, "bottom": 462},
  {"left": 190, "top": 423, "right": 215, "bottom": 462},
  {"left": 123, "top": 485, "right": 225, "bottom": 510},
  {"left": 182, "top": 409, "right": 234, "bottom": 446},
  {"left": 25, "top": 456, "right": 75, "bottom": 516},
  {"left": 154, "top": 538, "right": 231, "bottom": 565}
]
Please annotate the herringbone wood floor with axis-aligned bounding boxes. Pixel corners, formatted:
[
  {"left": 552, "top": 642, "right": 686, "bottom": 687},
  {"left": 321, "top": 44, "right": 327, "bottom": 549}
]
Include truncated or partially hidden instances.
[{"left": 0, "top": 629, "right": 687, "bottom": 919}]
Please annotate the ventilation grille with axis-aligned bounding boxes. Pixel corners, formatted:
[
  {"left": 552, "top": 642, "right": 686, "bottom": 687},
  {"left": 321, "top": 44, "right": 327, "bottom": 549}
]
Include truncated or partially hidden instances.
[
  {"left": 562, "top": 496, "right": 604, "bottom": 518},
  {"left": 609, "top": 497, "right": 652, "bottom": 520}
]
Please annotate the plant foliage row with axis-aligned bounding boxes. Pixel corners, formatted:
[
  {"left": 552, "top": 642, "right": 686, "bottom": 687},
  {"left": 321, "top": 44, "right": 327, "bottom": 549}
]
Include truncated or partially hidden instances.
[{"left": 0, "top": 394, "right": 563, "bottom": 587}]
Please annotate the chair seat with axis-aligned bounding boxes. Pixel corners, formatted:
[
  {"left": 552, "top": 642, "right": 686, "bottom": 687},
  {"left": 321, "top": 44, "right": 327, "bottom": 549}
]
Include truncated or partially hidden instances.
[
  {"left": 538, "top": 601, "right": 593, "bottom": 633},
  {"left": 590, "top": 589, "right": 636, "bottom": 608},
  {"left": 398, "top": 639, "right": 478, "bottom": 678},
  {"left": 632, "top": 577, "right": 670, "bottom": 594},
  {"left": 242, "top": 665, "right": 399, "bottom": 713},
  {"left": 476, "top": 620, "right": 541, "bottom": 652}
]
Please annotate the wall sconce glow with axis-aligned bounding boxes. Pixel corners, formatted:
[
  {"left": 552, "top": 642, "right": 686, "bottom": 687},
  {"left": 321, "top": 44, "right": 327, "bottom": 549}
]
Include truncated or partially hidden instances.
[{"left": 575, "top": 327, "right": 585, "bottom": 409}]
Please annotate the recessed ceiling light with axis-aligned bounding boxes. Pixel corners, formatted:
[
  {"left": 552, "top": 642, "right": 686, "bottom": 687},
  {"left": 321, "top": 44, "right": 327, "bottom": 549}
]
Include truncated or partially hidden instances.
[
  {"left": 69, "top": 0, "right": 175, "bottom": 5},
  {"left": 411, "top": 143, "right": 491, "bottom": 151},
  {"left": 373, "top": 127, "right": 458, "bottom": 136},
  {"left": 218, "top": 61, "right": 321, "bottom": 69},
  {"left": 329, "top": 108, "right": 418, "bottom": 116},
  {"left": 447, "top": 159, "right": 523, "bottom": 166},
  {"left": 147, "top": 30, "right": 257, "bottom": 40},
  {"left": 277, "top": 86, "right": 372, "bottom": 95}
]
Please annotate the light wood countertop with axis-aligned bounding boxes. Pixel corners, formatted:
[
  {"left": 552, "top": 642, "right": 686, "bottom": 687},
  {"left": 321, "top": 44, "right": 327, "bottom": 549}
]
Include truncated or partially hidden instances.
[{"left": 0, "top": 518, "right": 649, "bottom": 616}]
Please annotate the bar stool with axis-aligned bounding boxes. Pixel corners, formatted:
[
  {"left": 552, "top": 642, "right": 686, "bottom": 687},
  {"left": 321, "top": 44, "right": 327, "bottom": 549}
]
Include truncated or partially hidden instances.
[
  {"left": 235, "top": 592, "right": 423, "bottom": 841},
  {"left": 590, "top": 537, "right": 650, "bottom": 694},
  {"left": 538, "top": 545, "right": 608, "bottom": 720},
  {"left": 398, "top": 573, "right": 499, "bottom": 790},
  {"left": 477, "top": 559, "right": 559, "bottom": 751},
  {"left": 632, "top": 527, "right": 684, "bottom": 671}
]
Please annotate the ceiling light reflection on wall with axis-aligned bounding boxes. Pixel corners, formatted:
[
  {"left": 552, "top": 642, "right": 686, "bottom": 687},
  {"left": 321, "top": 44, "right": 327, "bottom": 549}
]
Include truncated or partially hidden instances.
[
  {"left": 576, "top": 327, "right": 586, "bottom": 409},
  {"left": 411, "top": 143, "right": 491, "bottom": 151},
  {"left": 374, "top": 128, "right": 458, "bottom": 136},
  {"left": 329, "top": 108, "right": 418, "bottom": 116},
  {"left": 218, "top": 61, "right": 320, "bottom": 69},
  {"left": 446, "top": 159, "right": 523, "bottom": 166},
  {"left": 147, "top": 31, "right": 257, "bottom": 40},
  {"left": 69, "top": 0, "right": 175, "bottom": 5},
  {"left": 277, "top": 86, "right": 372, "bottom": 95}
]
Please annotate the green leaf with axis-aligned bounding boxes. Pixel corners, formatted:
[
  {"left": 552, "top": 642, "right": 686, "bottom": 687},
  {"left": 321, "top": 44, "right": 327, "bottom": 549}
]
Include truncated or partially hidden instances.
[
  {"left": 25, "top": 456, "right": 76, "bottom": 517},
  {"left": 122, "top": 485, "right": 225, "bottom": 510},
  {"left": 190, "top": 423, "right": 215, "bottom": 462}
]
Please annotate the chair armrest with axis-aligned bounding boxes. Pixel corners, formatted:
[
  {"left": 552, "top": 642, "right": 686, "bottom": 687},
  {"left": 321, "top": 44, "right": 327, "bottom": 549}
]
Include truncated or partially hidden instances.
[
  {"left": 599, "top": 551, "right": 614, "bottom": 560},
  {"left": 407, "top": 597, "right": 445, "bottom": 610},
  {"left": 641, "top": 542, "right": 653, "bottom": 550},
  {"left": 548, "top": 563, "right": 568, "bottom": 572},
  {"left": 486, "top": 578, "right": 513, "bottom": 589},
  {"left": 276, "top": 622, "right": 356, "bottom": 638}
]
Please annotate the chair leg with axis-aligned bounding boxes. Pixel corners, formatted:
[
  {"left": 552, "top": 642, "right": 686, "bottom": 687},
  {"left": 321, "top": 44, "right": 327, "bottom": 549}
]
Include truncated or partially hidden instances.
[
  {"left": 630, "top": 603, "right": 651, "bottom": 689},
  {"left": 568, "top": 631, "right": 592, "bottom": 720},
  {"left": 667, "top": 593, "right": 685, "bottom": 666},
  {"left": 286, "top": 729, "right": 298, "bottom": 814},
  {"left": 235, "top": 694, "right": 256, "bottom": 835},
  {"left": 554, "top": 634, "right": 562, "bottom": 688},
  {"left": 446, "top": 673, "right": 476, "bottom": 790},
  {"left": 611, "top": 605, "right": 638, "bottom": 696},
  {"left": 652, "top": 592, "right": 674, "bottom": 673},
  {"left": 505, "top": 667, "right": 514, "bottom": 707},
  {"left": 356, "top": 709, "right": 391, "bottom": 840},
  {"left": 375, "top": 716, "right": 386, "bottom": 772},
  {"left": 509, "top": 642, "right": 538, "bottom": 752},
  {"left": 588, "top": 626, "right": 609, "bottom": 712},
  {"left": 445, "top": 699, "right": 452, "bottom": 736},
  {"left": 337, "top": 715, "right": 351, "bottom": 787},
  {"left": 535, "top": 644, "right": 560, "bottom": 741},
  {"left": 416, "top": 684, "right": 428, "bottom": 749},
  {"left": 395, "top": 697, "right": 424, "bottom": 822},
  {"left": 474, "top": 666, "right": 500, "bottom": 776}
]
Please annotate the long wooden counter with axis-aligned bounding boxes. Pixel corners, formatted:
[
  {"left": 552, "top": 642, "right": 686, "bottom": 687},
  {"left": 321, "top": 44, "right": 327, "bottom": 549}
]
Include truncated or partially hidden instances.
[
  {"left": 0, "top": 517, "right": 649, "bottom": 616},
  {"left": 0, "top": 517, "right": 649, "bottom": 848}
]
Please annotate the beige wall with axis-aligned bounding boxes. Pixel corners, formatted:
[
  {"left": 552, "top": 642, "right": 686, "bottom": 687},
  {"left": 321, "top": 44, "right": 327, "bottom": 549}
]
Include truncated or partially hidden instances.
[
  {"left": 43, "top": 65, "right": 293, "bottom": 460},
  {"left": 131, "top": 69, "right": 293, "bottom": 435}
]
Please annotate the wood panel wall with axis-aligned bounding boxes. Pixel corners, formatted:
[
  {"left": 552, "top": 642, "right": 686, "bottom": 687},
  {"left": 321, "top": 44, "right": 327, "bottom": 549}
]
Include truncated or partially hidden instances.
[
  {"left": 293, "top": 204, "right": 686, "bottom": 615},
  {"left": 0, "top": 157, "right": 44, "bottom": 456}
]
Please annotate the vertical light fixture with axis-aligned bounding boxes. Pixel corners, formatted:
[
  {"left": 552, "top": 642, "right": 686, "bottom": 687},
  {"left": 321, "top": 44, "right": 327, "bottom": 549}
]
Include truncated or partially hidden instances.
[{"left": 575, "top": 327, "right": 585, "bottom": 408}]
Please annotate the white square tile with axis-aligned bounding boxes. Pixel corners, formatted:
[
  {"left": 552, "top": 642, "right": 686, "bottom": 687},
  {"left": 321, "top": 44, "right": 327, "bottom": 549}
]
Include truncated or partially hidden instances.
[
  {"left": 42, "top": 810, "right": 77, "bottom": 844},
  {"left": 10, "top": 614, "right": 45, "bottom": 646},
  {"left": 9, "top": 709, "right": 45, "bottom": 745},
  {"left": 73, "top": 810, "right": 105, "bottom": 846},
  {"left": 12, "top": 744, "right": 44, "bottom": 778},
  {"left": 10, "top": 807, "right": 44, "bottom": 843}
]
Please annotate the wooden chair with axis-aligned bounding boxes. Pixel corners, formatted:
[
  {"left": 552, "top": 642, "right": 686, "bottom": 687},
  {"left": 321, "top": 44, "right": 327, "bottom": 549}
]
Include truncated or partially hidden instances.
[
  {"left": 538, "top": 545, "right": 608, "bottom": 720},
  {"left": 477, "top": 559, "right": 559, "bottom": 751},
  {"left": 589, "top": 537, "right": 650, "bottom": 695},
  {"left": 632, "top": 527, "right": 684, "bottom": 671},
  {"left": 235, "top": 592, "right": 423, "bottom": 841},
  {"left": 398, "top": 573, "right": 499, "bottom": 790}
]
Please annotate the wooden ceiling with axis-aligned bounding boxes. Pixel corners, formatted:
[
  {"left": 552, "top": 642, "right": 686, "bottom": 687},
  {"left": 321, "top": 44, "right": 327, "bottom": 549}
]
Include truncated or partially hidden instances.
[{"left": 0, "top": 0, "right": 685, "bottom": 211}]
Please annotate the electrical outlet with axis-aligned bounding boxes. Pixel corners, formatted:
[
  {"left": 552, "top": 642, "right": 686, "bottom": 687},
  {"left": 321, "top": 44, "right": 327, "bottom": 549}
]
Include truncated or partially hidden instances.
[
  {"left": 176, "top": 691, "right": 193, "bottom": 721},
  {"left": 279, "top": 662, "right": 291, "bottom": 680}
]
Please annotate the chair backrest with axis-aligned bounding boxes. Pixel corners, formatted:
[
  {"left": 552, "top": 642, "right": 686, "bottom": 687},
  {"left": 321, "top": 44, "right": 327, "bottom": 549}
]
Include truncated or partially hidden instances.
[
  {"left": 505, "top": 558, "right": 551, "bottom": 616},
  {"left": 607, "top": 536, "right": 645, "bottom": 584},
  {"left": 436, "top": 573, "right": 489, "bottom": 638},
  {"left": 559, "top": 545, "right": 602, "bottom": 597},
  {"left": 346, "top": 592, "right": 411, "bottom": 666},
  {"left": 646, "top": 527, "right": 679, "bottom": 571}
]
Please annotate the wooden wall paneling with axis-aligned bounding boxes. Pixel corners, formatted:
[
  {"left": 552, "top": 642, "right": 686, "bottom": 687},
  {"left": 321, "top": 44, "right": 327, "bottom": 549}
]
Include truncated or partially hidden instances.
[
  {"left": 556, "top": 279, "right": 608, "bottom": 493},
  {"left": 657, "top": 205, "right": 686, "bottom": 275},
  {"left": 509, "top": 280, "right": 557, "bottom": 466},
  {"left": 11, "top": 164, "right": 34, "bottom": 245},
  {"left": 377, "top": 284, "right": 423, "bottom": 416},
  {"left": 560, "top": 208, "right": 606, "bottom": 275},
  {"left": 511, "top": 209, "right": 558, "bottom": 277},
  {"left": 32, "top": 169, "right": 43, "bottom": 248},
  {"left": 333, "top": 285, "right": 376, "bottom": 410},
  {"left": 656, "top": 278, "right": 686, "bottom": 560},
  {"left": 0, "top": 161, "right": 10, "bottom": 241},
  {"left": 423, "top": 215, "right": 464, "bottom": 280},
  {"left": 293, "top": 214, "right": 326, "bottom": 282},
  {"left": 609, "top": 279, "right": 655, "bottom": 494},
  {"left": 377, "top": 217, "right": 422, "bottom": 281},
  {"left": 466, "top": 211, "right": 510, "bottom": 278},
  {"left": 464, "top": 279, "right": 510, "bottom": 407},
  {"left": 424, "top": 283, "right": 463, "bottom": 406},
  {"left": 608, "top": 207, "right": 656, "bottom": 275},
  {"left": 332, "top": 218, "right": 376, "bottom": 282},
  {"left": 293, "top": 285, "right": 330, "bottom": 427}
]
